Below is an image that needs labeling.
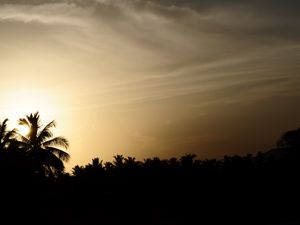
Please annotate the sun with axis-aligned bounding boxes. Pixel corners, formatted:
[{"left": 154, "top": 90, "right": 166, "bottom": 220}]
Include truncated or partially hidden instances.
[
  {"left": 17, "top": 125, "right": 30, "bottom": 137},
  {"left": 0, "top": 88, "right": 62, "bottom": 131}
]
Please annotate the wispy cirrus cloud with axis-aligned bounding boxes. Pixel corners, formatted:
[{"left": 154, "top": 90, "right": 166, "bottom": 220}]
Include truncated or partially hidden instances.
[
  {"left": 1, "top": 0, "right": 299, "bottom": 103},
  {"left": 0, "top": 2, "right": 92, "bottom": 25}
]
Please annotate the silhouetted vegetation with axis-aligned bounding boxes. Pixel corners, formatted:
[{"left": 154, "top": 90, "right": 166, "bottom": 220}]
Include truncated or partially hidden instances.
[{"left": 0, "top": 113, "right": 299, "bottom": 224}]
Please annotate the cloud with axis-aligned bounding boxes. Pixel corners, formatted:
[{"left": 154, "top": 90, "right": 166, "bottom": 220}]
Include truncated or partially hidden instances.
[
  {"left": 1, "top": 0, "right": 299, "bottom": 47},
  {"left": 0, "top": 2, "right": 92, "bottom": 25},
  {"left": 2, "top": 0, "right": 299, "bottom": 36}
]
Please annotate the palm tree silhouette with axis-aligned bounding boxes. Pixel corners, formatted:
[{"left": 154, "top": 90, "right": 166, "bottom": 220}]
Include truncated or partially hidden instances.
[
  {"left": 0, "top": 119, "right": 15, "bottom": 153},
  {"left": 17, "top": 112, "right": 69, "bottom": 177},
  {"left": 180, "top": 153, "right": 196, "bottom": 168},
  {"left": 113, "top": 154, "right": 125, "bottom": 169},
  {"left": 124, "top": 156, "right": 138, "bottom": 169}
]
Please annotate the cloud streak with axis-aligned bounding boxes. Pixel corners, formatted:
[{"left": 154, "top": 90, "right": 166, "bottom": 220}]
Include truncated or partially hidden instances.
[
  {"left": 1, "top": 0, "right": 300, "bottom": 103},
  {"left": 0, "top": 2, "right": 92, "bottom": 25}
]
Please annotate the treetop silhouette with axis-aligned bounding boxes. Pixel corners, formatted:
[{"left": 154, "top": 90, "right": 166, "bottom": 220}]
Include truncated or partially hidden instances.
[
  {"left": 0, "top": 112, "right": 70, "bottom": 178},
  {"left": 0, "top": 113, "right": 299, "bottom": 225}
]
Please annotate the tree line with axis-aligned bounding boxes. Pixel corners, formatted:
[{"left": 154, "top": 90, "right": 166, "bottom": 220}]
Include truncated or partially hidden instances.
[{"left": 0, "top": 112, "right": 299, "bottom": 225}]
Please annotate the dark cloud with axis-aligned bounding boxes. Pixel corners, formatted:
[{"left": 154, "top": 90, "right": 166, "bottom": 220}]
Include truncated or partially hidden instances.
[
  {"left": 89, "top": 0, "right": 300, "bottom": 44},
  {"left": 150, "top": 0, "right": 300, "bottom": 12}
]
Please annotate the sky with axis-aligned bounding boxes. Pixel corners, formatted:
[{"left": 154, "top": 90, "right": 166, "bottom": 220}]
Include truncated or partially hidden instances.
[{"left": 0, "top": 0, "right": 300, "bottom": 171}]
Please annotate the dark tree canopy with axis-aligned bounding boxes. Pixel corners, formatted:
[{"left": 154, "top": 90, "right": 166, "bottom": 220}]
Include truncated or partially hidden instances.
[
  {"left": 0, "top": 114, "right": 299, "bottom": 225},
  {"left": 277, "top": 127, "right": 300, "bottom": 150}
]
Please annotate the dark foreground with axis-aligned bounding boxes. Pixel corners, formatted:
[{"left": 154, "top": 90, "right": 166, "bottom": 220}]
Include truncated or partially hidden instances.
[{"left": 2, "top": 151, "right": 300, "bottom": 225}]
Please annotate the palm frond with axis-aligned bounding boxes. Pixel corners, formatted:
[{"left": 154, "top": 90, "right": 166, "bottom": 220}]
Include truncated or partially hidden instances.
[
  {"left": 0, "top": 119, "right": 9, "bottom": 141},
  {"left": 43, "top": 136, "right": 69, "bottom": 149},
  {"left": 18, "top": 118, "right": 30, "bottom": 127},
  {"left": 15, "top": 131, "right": 30, "bottom": 144},
  {"left": 40, "top": 150, "right": 65, "bottom": 171},
  {"left": 2, "top": 129, "right": 17, "bottom": 145},
  {"left": 27, "top": 112, "right": 40, "bottom": 126},
  {"left": 0, "top": 128, "right": 20, "bottom": 150},
  {"left": 22, "top": 112, "right": 41, "bottom": 140},
  {"left": 46, "top": 147, "right": 70, "bottom": 162},
  {"left": 9, "top": 128, "right": 18, "bottom": 136},
  {"left": 9, "top": 139, "right": 31, "bottom": 150},
  {"left": 36, "top": 121, "right": 56, "bottom": 144}
]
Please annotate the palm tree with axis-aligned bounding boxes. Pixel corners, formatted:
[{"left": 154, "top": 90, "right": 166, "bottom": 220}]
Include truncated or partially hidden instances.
[
  {"left": 124, "top": 156, "right": 141, "bottom": 169},
  {"left": 180, "top": 153, "right": 196, "bottom": 168},
  {"left": 0, "top": 119, "right": 15, "bottom": 153},
  {"left": 17, "top": 112, "right": 70, "bottom": 177},
  {"left": 113, "top": 154, "right": 125, "bottom": 169},
  {"left": 0, "top": 119, "right": 27, "bottom": 177}
]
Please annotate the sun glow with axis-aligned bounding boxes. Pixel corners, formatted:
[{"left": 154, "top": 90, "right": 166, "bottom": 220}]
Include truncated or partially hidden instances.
[
  {"left": 0, "top": 89, "right": 64, "bottom": 132},
  {"left": 17, "top": 125, "right": 30, "bottom": 137}
]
